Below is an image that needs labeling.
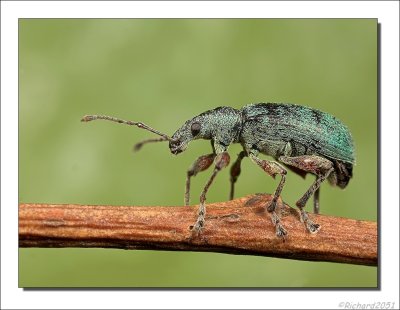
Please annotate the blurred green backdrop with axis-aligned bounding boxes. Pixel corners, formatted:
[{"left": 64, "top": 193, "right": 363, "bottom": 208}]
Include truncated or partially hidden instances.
[{"left": 19, "top": 19, "right": 377, "bottom": 287}]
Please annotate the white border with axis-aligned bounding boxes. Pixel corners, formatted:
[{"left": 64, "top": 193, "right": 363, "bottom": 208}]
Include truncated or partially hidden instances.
[{"left": 1, "top": 1, "right": 399, "bottom": 309}]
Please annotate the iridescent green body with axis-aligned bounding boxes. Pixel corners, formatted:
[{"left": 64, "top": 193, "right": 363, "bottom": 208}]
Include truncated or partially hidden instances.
[{"left": 240, "top": 103, "right": 355, "bottom": 164}]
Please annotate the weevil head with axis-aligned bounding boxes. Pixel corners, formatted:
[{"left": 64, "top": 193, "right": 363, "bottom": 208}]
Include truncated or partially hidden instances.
[
  {"left": 169, "top": 107, "right": 242, "bottom": 155},
  {"left": 169, "top": 116, "right": 208, "bottom": 155}
]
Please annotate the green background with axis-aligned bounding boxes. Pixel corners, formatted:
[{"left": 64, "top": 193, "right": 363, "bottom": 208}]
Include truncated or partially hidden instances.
[{"left": 19, "top": 19, "right": 377, "bottom": 287}]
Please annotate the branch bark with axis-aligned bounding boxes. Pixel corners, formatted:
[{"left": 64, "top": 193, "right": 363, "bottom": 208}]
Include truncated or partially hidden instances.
[{"left": 19, "top": 194, "right": 377, "bottom": 266}]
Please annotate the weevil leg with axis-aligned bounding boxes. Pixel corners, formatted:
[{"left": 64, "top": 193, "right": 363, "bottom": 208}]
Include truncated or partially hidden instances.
[
  {"left": 278, "top": 155, "right": 334, "bottom": 233},
  {"left": 192, "top": 152, "right": 230, "bottom": 235},
  {"left": 313, "top": 186, "right": 320, "bottom": 214},
  {"left": 249, "top": 153, "right": 288, "bottom": 238},
  {"left": 185, "top": 153, "right": 216, "bottom": 206},
  {"left": 229, "top": 151, "right": 247, "bottom": 200}
]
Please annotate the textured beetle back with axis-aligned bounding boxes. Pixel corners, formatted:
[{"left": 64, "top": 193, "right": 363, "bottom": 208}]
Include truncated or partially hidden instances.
[{"left": 240, "top": 103, "right": 355, "bottom": 164}]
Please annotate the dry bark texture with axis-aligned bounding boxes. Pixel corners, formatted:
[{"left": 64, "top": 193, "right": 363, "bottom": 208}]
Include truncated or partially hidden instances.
[{"left": 19, "top": 194, "right": 377, "bottom": 266}]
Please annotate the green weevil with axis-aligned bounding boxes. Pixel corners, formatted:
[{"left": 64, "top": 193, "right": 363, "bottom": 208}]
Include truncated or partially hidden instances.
[{"left": 82, "top": 102, "right": 355, "bottom": 238}]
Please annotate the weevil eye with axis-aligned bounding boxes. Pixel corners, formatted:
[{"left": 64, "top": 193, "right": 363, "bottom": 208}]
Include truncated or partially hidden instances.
[{"left": 190, "top": 122, "right": 201, "bottom": 136}]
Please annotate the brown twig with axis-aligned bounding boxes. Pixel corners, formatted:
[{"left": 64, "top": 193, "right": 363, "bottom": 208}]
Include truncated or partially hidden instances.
[{"left": 19, "top": 194, "right": 377, "bottom": 266}]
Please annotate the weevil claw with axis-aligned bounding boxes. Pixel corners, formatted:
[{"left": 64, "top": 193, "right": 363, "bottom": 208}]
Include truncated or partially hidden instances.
[
  {"left": 299, "top": 209, "right": 321, "bottom": 234},
  {"left": 306, "top": 222, "right": 321, "bottom": 234},
  {"left": 276, "top": 224, "right": 288, "bottom": 240},
  {"left": 191, "top": 219, "right": 204, "bottom": 236}
]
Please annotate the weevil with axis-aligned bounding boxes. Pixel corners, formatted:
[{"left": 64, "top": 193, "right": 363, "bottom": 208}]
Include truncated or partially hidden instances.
[{"left": 81, "top": 102, "right": 355, "bottom": 238}]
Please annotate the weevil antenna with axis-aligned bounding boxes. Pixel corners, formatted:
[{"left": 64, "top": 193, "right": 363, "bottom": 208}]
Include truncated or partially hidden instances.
[
  {"left": 81, "top": 115, "right": 173, "bottom": 141},
  {"left": 132, "top": 137, "right": 168, "bottom": 152}
]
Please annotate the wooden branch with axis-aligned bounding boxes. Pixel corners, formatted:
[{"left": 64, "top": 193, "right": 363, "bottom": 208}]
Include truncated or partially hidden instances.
[{"left": 19, "top": 194, "right": 377, "bottom": 266}]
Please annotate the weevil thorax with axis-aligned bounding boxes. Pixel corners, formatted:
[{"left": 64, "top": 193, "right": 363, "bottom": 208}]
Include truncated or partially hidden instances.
[{"left": 169, "top": 106, "right": 242, "bottom": 155}]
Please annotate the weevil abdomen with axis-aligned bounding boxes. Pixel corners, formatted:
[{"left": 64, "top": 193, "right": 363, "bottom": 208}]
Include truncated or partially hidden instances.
[
  {"left": 240, "top": 103, "right": 355, "bottom": 162},
  {"left": 240, "top": 103, "right": 355, "bottom": 187}
]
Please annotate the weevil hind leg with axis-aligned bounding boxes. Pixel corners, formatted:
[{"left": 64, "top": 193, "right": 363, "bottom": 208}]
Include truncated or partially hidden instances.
[
  {"left": 229, "top": 150, "right": 247, "bottom": 200},
  {"left": 279, "top": 155, "right": 334, "bottom": 233},
  {"left": 249, "top": 152, "right": 288, "bottom": 239}
]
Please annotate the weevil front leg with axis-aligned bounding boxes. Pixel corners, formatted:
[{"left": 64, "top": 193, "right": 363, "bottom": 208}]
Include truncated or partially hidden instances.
[
  {"left": 249, "top": 152, "right": 288, "bottom": 238},
  {"left": 278, "top": 155, "right": 334, "bottom": 233},
  {"left": 229, "top": 151, "right": 247, "bottom": 200},
  {"left": 185, "top": 153, "right": 216, "bottom": 206},
  {"left": 192, "top": 152, "right": 230, "bottom": 234}
]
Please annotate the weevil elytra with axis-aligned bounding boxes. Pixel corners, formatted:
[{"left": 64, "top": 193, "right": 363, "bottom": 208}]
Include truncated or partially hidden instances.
[{"left": 82, "top": 102, "right": 355, "bottom": 238}]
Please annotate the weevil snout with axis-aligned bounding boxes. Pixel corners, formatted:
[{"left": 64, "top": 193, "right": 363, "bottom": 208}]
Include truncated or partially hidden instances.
[
  {"left": 169, "top": 137, "right": 189, "bottom": 155},
  {"left": 169, "top": 117, "right": 204, "bottom": 155}
]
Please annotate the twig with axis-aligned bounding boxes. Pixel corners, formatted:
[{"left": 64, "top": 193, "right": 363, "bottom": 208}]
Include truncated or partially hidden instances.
[{"left": 19, "top": 194, "right": 377, "bottom": 266}]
